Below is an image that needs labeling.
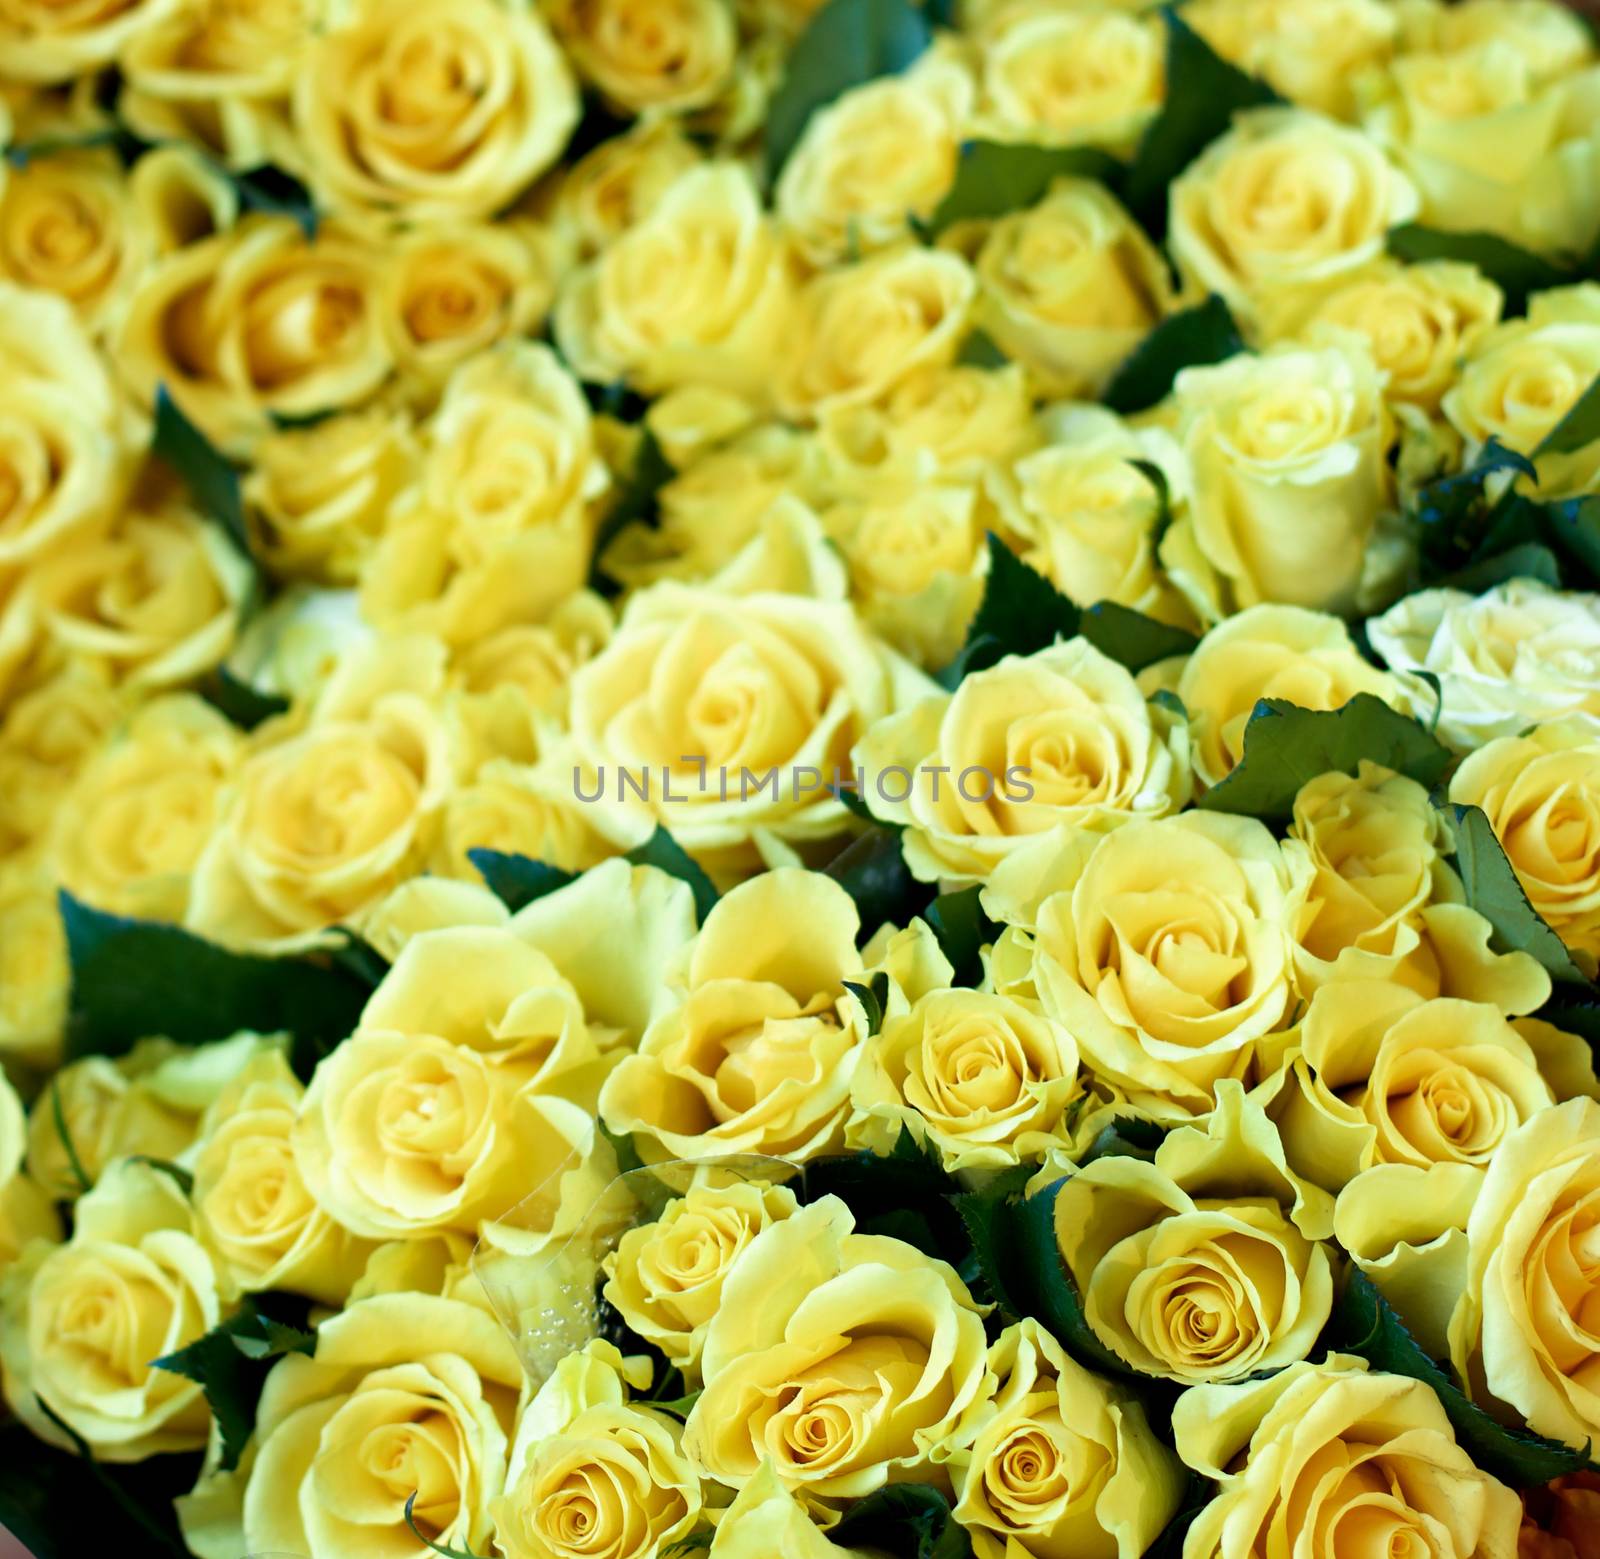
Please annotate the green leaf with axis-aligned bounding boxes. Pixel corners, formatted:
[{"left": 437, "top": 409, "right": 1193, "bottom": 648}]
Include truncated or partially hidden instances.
[
  {"left": 1078, "top": 1117, "right": 1167, "bottom": 1166},
  {"left": 1325, "top": 1269, "right": 1593, "bottom": 1487},
  {"left": 1435, "top": 542, "right": 1563, "bottom": 595},
  {"left": 663, "top": 1533, "right": 713, "bottom": 1557},
  {"left": 1386, "top": 225, "right": 1581, "bottom": 315},
  {"left": 125, "top": 1157, "right": 195, "bottom": 1195},
  {"left": 625, "top": 827, "right": 719, "bottom": 923},
  {"left": 1122, "top": 8, "right": 1279, "bottom": 231},
  {"left": 59, "top": 891, "right": 379, "bottom": 1081},
  {"left": 843, "top": 971, "right": 890, "bottom": 1035},
  {"left": 648, "top": 1389, "right": 704, "bottom": 1420},
  {"left": 1079, "top": 601, "right": 1199, "bottom": 672},
  {"left": 1446, "top": 805, "right": 1594, "bottom": 985},
  {"left": 926, "top": 140, "right": 1122, "bottom": 233},
  {"left": 230, "top": 163, "right": 316, "bottom": 239},
  {"left": 1538, "top": 374, "right": 1600, "bottom": 457},
  {"left": 956, "top": 328, "right": 1009, "bottom": 368},
  {"left": 469, "top": 848, "right": 578, "bottom": 912},
  {"left": 152, "top": 384, "right": 252, "bottom": 564},
  {"left": 198, "top": 665, "right": 289, "bottom": 731},
  {"left": 823, "top": 826, "right": 934, "bottom": 940},
  {"left": 1542, "top": 493, "right": 1600, "bottom": 586},
  {"left": 1129, "top": 457, "right": 1175, "bottom": 545},
  {"left": 404, "top": 1491, "right": 489, "bottom": 1559},
  {"left": 801, "top": 1127, "right": 966, "bottom": 1264},
  {"left": 939, "top": 533, "right": 1080, "bottom": 689},
  {"left": 924, "top": 884, "right": 997, "bottom": 987},
  {"left": 764, "top": 0, "right": 932, "bottom": 180},
  {"left": 1197, "top": 696, "right": 1452, "bottom": 822},
  {"left": 593, "top": 429, "right": 673, "bottom": 590},
  {"left": 50, "top": 1076, "right": 91, "bottom": 1194},
  {"left": 152, "top": 1301, "right": 315, "bottom": 1471},
  {"left": 1102, "top": 294, "right": 1246, "bottom": 415},
  {"left": 4, "top": 124, "right": 144, "bottom": 168},
  {"left": 830, "top": 1481, "right": 974, "bottom": 1559}
]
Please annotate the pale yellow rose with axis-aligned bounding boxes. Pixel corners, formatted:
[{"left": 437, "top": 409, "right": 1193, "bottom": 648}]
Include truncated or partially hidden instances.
[
  {"left": 1451, "top": 721, "right": 1600, "bottom": 964},
  {"left": 237, "top": 1290, "right": 524, "bottom": 1559},
  {"left": 1020, "top": 813, "right": 1295, "bottom": 1120},
  {"left": 555, "top": 163, "right": 799, "bottom": 407},
  {"left": 0, "top": 1162, "right": 222, "bottom": 1460},
  {"left": 1442, "top": 285, "right": 1600, "bottom": 497},
  {"left": 603, "top": 1175, "right": 798, "bottom": 1380},
  {"left": 1172, "top": 1355, "right": 1521, "bottom": 1559},
  {"left": 1176, "top": 604, "right": 1402, "bottom": 788},
  {"left": 433, "top": 759, "right": 619, "bottom": 883},
  {"left": 946, "top": 1317, "right": 1185, "bottom": 1559},
  {"left": 0, "top": 858, "right": 67, "bottom": 1066},
  {"left": 1169, "top": 106, "right": 1420, "bottom": 330},
  {"left": 973, "top": 180, "right": 1172, "bottom": 398},
  {"left": 191, "top": 1046, "right": 372, "bottom": 1305},
  {"left": 1398, "top": 0, "right": 1595, "bottom": 81},
  {"left": 780, "top": 245, "right": 976, "bottom": 421},
  {"left": 684, "top": 1196, "right": 989, "bottom": 1498},
  {"left": 569, "top": 581, "right": 935, "bottom": 879},
  {"left": 1368, "top": 579, "right": 1600, "bottom": 752},
  {"left": 244, "top": 406, "right": 420, "bottom": 584},
  {"left": 854, "top": 636, "right": 1190, "bottom": 884},
  {"left": 0, "top": 0, "right": 177, "bottom": 80},
  {"left": 1448, "top": 1097, "right": 1600, "bottom": 1448},
  {"left": 223, "top": 582, "right": 376, "bottom": 707},
  {"left": 293, "top": 0, "right": 578, "bottom": 227},
  {"left": 544, "top": 119, "right": 702, "bottom": 260},
  {"left": 545, "top": 0, "right": 735, "bottom": 114},
  {"left": 600, "top": 869, "right": 873, "bottom": 1159},
  {"left": 1362, "top": 44, "right": 1600, "bottom": 259},
  {"left": 1169, "top": 341, "right": 1393, "bottom": 616},
  {"left": 974, "top": 0, "right": 1164, "bottom": 152},
  {"left": 776, "top": 45, "right": 975, "bottom": 264},
  {"left": 118, "top": 215, "right": 390, "bottom": 456},
  {"left": 1185, "top": 0, "right": 1399, "bottom": 118},
  {"left": 708, "top": 1461, "right": 867, "bottom": 1559}
]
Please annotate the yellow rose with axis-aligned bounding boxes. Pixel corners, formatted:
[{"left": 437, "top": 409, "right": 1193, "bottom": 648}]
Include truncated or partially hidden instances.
[
  {"left": 238, "top": 1290, "right": 524, "bottom": 1558},
  {"left": 972, "top": 180, "right": 1172, "bottom": 397},
  {"left": 974, "top": 0, "right": 1164, "bottom": 152},
  {"left": 1400, "top": 0, "right": 1595, "bottom": 82},
  {"left": 1053, "top": 1085, "right": 1333, "bottom": 1381},
  {"left": 545, "top": 119, "right": 703, "bottom": 260},
  {"left": 708, "top": 1461, "right": 868, "bottom": 1559},
  {"left": 602, "top": 1175, "right": 799, "bottom": 1380},
  {"left": 545, "top": 0, "right": 736, "bottom": 114},
  {"left": 776, "top": 46, "right": 974, "bottom": 264},
  {"left": 244, "top": 406, "right": 420, "bottom": 584},
  {"left": 0, "top": 0, "right": 176, "bottom": 80},
  {"left": 49, "top": 694, "right": 239, "bottom": 923},
  {"left": 780, "top": 245, "right": 976, "bottom": 421},
  {"left": 126, "top": 143, "right": 237, "bottom": 255},
  {"left": 185, "top": 637, "right": 455, "bottom": 949},
  {"left": 1368, "top": 579, "right": 1600, "bottom": 751},
  {"left": 946, "top": 1317, "right": 1184, "bottom": 1559},
  {"left": 293, "top": 0, "right": 577, "bottom": 227},
  {"left": 1169, "top": 341, "right": 1393, "bottom": 617},
  {"left": 1022, "top": 814, "right": 1295, "bottom": 1120},
  {"left": 1172, "top": 1355, "right": 1521, "bottom": 1558},
  {"left": 1448, "top": 1097, "right": 1600, "bottom": 1447},
  {"left": 1362, "top": 44, "right": 1600, "bottom": 258},
  {"left": 1169, "top": 107, "right": 1420, "bottom": 330},
  {"left": 0, "top": 1162, "right": 222, "bottom": 1459},
  {"left": 434, "top": 759, "right": 618, "bottom": 883},
  {"left": 119, "top": 215, "right": 390, "bottom": 456},
  {"left": 379, "top": 221, "right": 558, "bottom": 401},
  {"left": 493, "top": 1338, "right": 702, "bottom": 1559},
  {"left": 1451, "top": 721, "right": 1600, "bottom": 965},
  {"left": 855, "top": 636, "right": 1190, "bottom": 884},
  {"left": 1176, "top": 604, "right": 1401, "bottom": 787},
  {"left": 1269, "top": 259, "right": 1502, "bottom": 412},
  {"left": 191, "top": 1046, "right": 372, "bottom": 1305},
  {"left": 224, "top": 582, "right": 376, "bottom": 706},
  {"left": 0, "top": 858, "right": 67, "bottom": 1066},
  {"left": 555, "top": 163, "right": 799, "bottom": 406},
  {"left": 1442, "top": 285, "right": 1600, "bottom": 497},
  {"left": 1184, "top": 0, "right": 1398, "bottom": 118},
  {"left": 570, "top": 582, "right": 934, "bottom": 879},
  {"left": 684, "top": 1196, "right": 989, "bottom": 1497}
]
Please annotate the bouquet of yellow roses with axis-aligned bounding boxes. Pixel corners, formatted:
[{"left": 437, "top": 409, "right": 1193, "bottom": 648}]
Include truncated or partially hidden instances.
[{"left": 2, "top": 0, "right": 1600, "bottom": 1555}]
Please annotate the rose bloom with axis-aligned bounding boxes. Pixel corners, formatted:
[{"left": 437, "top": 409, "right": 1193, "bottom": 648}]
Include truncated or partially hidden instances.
[
  {"left": 545, "top": 0, "right": 735, "bottom": 114},
  {"left": 545, "top": 119, "right": 703, "bottom": 261},
  {"left": 0, "top": 860, "right": 67, "bottom": 1067},
  {"left": 853, "top": 636, "right": 1190, "bottom": 884},
  {"left": 1168, "top": 106, "right": 1420, "bottom": 330},
  {"left": 707, "top": 1462, "right": 865, "bottom": 1559},
  {"left": 1521, "top": 1470, "right": 1600, "bottom": 1559},
  {"left": 1172, "top": 1356, "right": 1521, "bottom": 1558},
  {"left": 1399, "top": 0, "right": 1595, "bottom": 81},
  {"left": 1368, "top": 579, "right": 1600, "bottom": 752},
  {"left": 1176, "top": 604, "right": 1401, "bottom": 788},
  {"left": 0, "top": 0, "right": 175, "bottom": 80},
  {"left": 684, "top": 1196, "right": 989, "bottom": 1498}
]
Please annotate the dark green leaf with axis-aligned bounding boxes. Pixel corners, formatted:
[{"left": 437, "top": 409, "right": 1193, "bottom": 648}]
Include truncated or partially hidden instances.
[
  {"left": 764, "top": 0, "right": 932, "bottom": 180},
  {"left": 956, "top": 328, "right": 1009, "bottom": 368},
  {"left": 625, "top": 827, "right": 719, "bottom": 923},
  {"left": 152, "top": 385, "right": 251, "bottom": 563},
  {"left": 4, "top": 124, "right": 144, "bottom": 167},
  {"left": 231, "top": 163, "right": 317, "bottom": 239},
  {"left": 823, "top": 826, "right": 935, "bottom": 941},
  {"left": 405, "top": 1491, "right": 489, "bottom": 1559},
  {"left": 198, "top": 666, "right": 289, "bottom": 731},
  {"left": 469, "top": 848, "right": 578, "bottom": 912},
  {"left": 1102, "top": 295, "right": 1246, "bottom": 415},
  {"left": 152, "top": 1300, "right": 315, "bottom": 1471},
  {"left": 924, "top": 884, "right": 996, "bottom": 987},
  {"left": 1435, "top": 542, "right": 1563, "bottom": 595},
  {"left": 843, "top": 971, "right": 890, "bottom": 1035},
  {"left": 1144, "top": 1470, "right": 1217, "bottom": 1559},
  {"left": 50, "top": 1076, "right": 91, "bottom": 1194},
  {"left": 837, "top": 783, "right": 897, "bottom": 828},
  {"left": 1386, "top": 225, "right": 1581, "bottom": 315},
  {"left": 1129, "top": 457, "right": 1175, "bottom": 545},
  {"left": 1537, "top": 998, "right": 1600, "bottom": 1049},
  {"left": 800, "top": 1127, "right": 966, "bottom": 1264},
  {"left": 1537, "top": 374, "right": 1600, "bottom": 457},
  {"left": 939, "top": 533, "right": 1080, "bottom": 689},
  {"left": 1079, "top": 601, "right": 1199, "bottom": 672},
  {"left": 662, "top": 1535, "right": 713, "bottom": 1558},
  {"left": 593, "top": 429, "right": 673, "bottom": 589},
  {"left": 1197, "top": 696, "right": 1452, "bottom": 821},
  {"left": 1325, "top": 1269, "right": 1594, "bottom": 1487},
  {"left": 59, "top": 891, "right": 379, "bottom": 1081},
  {"left": 1446, "top": 805, "right": 1594, "bottom": 985},
  {"left": 926, "top": 140, "right": 1122, "bottom": 233},
  {"left": 1078, "top": 1117, "right": 1167, "bottom": 1165},
  {"left": 1543, "top": 493, "right": 1600, "bottom": 585},
  {"left": 1122, "top": 8, "right": 1279, "bottom": 232},
  {"left": 831, "top": 1481, "right": 974, "bottom": 1559}
]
